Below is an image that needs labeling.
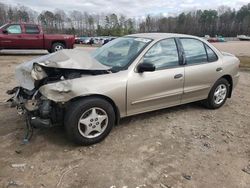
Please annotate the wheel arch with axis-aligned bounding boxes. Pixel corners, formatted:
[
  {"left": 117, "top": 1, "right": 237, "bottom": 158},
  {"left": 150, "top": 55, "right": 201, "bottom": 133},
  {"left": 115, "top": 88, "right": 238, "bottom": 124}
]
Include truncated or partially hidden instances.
[
  {"left": 220, "top": 75, "right": 233, "bottom": 98},
  {"left": 51, "top": 40, "right": 66, "bottom": 47},
  {"left": 69, "top": 94, "right": 120, "bottom": 125}
]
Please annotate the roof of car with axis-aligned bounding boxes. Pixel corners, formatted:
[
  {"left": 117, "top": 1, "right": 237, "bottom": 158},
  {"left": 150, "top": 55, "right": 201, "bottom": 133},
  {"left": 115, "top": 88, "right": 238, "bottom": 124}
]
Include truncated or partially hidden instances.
[
  {"left": 6, "top": 23, "right": 39, "bottom": 26},
  {"left": 127, "top": 33, "right": 200, "bottom": 40}
]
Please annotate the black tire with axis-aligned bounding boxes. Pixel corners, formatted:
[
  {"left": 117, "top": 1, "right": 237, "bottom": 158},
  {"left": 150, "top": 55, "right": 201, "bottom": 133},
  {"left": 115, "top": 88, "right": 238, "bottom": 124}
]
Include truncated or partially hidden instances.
[
  {"left": 204, "top": 78, "right": 229, "bottom": 109},
  {"left": 51, "top": 42, "right": 65, "bottom": 53},
  {"left": 64, "top": 97, "right": 115, "bottom": 145}
]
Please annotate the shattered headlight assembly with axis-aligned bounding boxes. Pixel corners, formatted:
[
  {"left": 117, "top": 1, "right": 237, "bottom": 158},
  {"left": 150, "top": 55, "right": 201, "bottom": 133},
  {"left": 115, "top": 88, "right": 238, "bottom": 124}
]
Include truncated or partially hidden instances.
[{"left": 31, "top": 63, "right": 47, "bottom": 80}]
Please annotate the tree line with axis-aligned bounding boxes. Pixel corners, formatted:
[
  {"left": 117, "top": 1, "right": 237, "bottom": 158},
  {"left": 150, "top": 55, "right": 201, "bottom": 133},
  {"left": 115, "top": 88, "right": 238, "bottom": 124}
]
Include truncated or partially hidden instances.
[
  {"left": 0, "top": 2, "right": 250, "bottom": 37},
  {"left": 140, "top": 4, "right": 250, "bottom": 37}
]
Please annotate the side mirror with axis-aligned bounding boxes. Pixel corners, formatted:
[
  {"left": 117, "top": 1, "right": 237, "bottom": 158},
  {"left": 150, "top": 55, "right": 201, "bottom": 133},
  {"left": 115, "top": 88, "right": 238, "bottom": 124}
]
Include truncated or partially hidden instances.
[
  {"left": 2, "top": 29, "right": 8, "bottom": 34},
  {"left": 137, "top": 62, "right": 155, "bottom": 73}
]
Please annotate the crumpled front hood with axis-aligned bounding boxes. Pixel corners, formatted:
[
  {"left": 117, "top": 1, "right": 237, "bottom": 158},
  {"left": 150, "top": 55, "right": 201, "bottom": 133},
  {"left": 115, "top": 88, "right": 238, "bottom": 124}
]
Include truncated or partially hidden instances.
[
  {"left": 35, "top": 49, "right": 109, "bottom": 70},
  {"left": 15, "top": 49, "right": 110, "bottom": 90}
]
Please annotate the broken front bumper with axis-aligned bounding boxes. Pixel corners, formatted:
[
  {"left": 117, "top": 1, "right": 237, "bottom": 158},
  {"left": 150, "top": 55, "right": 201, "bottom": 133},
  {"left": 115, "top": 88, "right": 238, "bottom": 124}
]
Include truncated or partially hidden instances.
[{"left": 7, "top": 87, "right": 64, "bottom": 129}]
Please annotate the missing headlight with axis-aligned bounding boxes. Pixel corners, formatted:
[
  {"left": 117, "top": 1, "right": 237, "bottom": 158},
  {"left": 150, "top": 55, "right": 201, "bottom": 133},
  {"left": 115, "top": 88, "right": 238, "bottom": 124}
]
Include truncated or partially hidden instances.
[{"left": 31, "top": 63, "right": 47, "bottom": 80}]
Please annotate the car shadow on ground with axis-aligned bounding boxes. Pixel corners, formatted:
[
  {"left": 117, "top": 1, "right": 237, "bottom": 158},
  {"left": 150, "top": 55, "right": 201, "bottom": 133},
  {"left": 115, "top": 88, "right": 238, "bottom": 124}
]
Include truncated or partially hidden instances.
[
  {"left": 119, "top": 102, "right": 205, "bottom": 126},
  {"left": 38, "top": 102, "right": 206, "bottom": 147}
]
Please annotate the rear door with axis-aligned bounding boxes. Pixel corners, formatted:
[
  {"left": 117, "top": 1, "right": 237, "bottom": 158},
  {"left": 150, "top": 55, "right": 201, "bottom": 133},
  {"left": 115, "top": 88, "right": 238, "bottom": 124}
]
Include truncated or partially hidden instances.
[
  {"left": 22, "top": 25, "right": 43, "bottom": 49},
  {"left": 179, "top": 38, "right": 223, "bottom": 103},
  {"left": 0, "top": 24, "right": 23, "bottom": 49},
  {"left": 127, "top": 38, "right": 184, "bottom": 116}
]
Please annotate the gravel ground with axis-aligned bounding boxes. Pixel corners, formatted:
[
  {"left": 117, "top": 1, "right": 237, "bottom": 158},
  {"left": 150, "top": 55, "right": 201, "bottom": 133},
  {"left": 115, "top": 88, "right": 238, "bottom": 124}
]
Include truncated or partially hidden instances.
[{"left": 0, "top": 45, "right": 250, "bottom": 188}]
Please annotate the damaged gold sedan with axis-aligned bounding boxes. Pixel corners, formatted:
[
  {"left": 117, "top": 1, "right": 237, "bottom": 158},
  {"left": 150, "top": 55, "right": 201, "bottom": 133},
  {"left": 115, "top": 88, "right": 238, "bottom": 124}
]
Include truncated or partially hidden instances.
[{"left": 7, "top": 33, "right": 240, "bottom": 145}]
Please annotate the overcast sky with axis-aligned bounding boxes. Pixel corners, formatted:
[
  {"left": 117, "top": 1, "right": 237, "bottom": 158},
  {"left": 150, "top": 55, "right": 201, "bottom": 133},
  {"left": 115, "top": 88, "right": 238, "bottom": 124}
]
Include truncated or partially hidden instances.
[{"left": 2, "top": 0, "right": 250, "bottom": 18}]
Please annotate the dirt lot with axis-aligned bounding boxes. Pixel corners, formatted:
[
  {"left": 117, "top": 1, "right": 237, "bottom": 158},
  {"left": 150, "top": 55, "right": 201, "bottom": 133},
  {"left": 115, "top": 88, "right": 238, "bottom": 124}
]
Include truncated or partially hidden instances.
[
  {"left": 0, "top": 43, "right": 250, "bottom": 188},
  {"left": 213, "top": 41, "right": 250, "bottom": 57}
]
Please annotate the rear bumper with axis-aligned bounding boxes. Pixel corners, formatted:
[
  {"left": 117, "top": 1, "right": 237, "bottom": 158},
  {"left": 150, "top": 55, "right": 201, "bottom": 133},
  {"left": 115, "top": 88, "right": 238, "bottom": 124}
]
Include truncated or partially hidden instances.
[
  {"left": 67, "top": 39, "right": 75, "bottom": 49},
  {"left": 233, "top": 73, "right": 240, "bottom": 90},
  {"left": 67, "top": 43, "right": 74, "bottom": 49}
]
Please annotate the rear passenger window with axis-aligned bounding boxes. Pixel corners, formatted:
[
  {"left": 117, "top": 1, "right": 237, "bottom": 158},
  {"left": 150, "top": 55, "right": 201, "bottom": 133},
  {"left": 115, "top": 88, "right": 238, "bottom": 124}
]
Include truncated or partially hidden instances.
[
  {"left": 24, "top": 25, "right": 40, "bottom": 34},
  {"left": 180, "top": 38, "right": 208, "bottom": 65},
  {"left": 205, "top": 44, "right": 218, "bottom": 62}
]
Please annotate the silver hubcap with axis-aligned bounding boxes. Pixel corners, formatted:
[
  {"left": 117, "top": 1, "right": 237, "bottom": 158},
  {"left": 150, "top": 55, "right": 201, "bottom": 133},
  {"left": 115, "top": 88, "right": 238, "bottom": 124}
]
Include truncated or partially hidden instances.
[
  {"left": 54, "top": 45, "right": 63, "bottom": 51},
  {"left": 213, "top": 84, "right": 227, "bottom": 105},
  {"left": 78, "top": 107, "right": 108, "bottom": 138}
]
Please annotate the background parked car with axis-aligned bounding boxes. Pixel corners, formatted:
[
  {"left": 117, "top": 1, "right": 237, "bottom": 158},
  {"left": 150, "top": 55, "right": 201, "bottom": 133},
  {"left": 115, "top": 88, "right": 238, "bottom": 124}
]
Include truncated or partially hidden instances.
[
  {"left": 0, "top": 23, "right": 75, "bottom": 53},
  {"left": 75, "top": 36, "right": 91, "bottom": 44},
  {"left": 74, "top": 37, "right": 82, "bottom": 44},
  {"left": 205, "top": 35, "right": 226, "bottom": 42}
]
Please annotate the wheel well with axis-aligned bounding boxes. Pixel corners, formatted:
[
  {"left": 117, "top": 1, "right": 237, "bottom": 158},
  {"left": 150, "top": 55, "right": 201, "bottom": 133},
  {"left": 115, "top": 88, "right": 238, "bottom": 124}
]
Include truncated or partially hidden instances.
[
  {"left": 221, "top": 75, "right": 233, "bottom": 98},
  {"left": 69, "top": 95, "right": 120, "bottom": 125},
  {"left": 52, "top": 41, "right": 66, "bottom": 47}
]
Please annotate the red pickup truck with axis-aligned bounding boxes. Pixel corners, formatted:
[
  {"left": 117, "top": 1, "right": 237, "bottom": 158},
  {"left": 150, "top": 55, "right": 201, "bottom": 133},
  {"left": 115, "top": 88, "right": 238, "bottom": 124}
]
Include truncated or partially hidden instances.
[{"left": 0, "top": 23, "right": 75, "bottom": 53}]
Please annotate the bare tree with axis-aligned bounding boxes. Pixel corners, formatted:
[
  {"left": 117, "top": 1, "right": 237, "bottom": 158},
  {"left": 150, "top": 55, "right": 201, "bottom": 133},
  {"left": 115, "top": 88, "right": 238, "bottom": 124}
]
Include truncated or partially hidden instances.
[{"left": 1, "top": 1, "right": 250, "bottom": 37}]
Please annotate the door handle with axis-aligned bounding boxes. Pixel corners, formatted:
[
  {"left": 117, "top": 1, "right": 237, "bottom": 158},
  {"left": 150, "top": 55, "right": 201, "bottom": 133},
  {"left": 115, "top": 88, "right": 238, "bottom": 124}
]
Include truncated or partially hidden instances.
[
  {"left": 174, "top": 74, "right": 183, "bottom": 79},
  {"left": 216, "top": 67, "right": 223, "bottom": 72}
]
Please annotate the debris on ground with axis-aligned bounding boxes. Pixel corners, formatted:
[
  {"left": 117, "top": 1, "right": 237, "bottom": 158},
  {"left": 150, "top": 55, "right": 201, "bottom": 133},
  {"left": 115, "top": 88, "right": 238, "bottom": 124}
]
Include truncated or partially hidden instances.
[
  {"left": 7, "top": 180, "right": 23, "bottom": 187},
  {"left": 160, "top": 183, "right": 171, "bottom": 188},
  {"left": 56, "top": 165, "right": 79, "bottom": 187},
  {"left": 11, "top": 163, "right": 26, "bottom": 168},
  {"left": 182, "top": 174, "right": 192, "bottom": 180},
  {"left": 156, "top": 141, "right": 162, "bottom": 145},
  {"left": 242, "top": 164, "right": 250, "bottom": 175},
  {"left": 136, "top": 184, "right": 146, "bottom": 188},
  {"left": 15, "top": 150, "right": 22, "bottom": 154},
  {"left": 203, "top": 142, "right": 211, "bottom": 148}
]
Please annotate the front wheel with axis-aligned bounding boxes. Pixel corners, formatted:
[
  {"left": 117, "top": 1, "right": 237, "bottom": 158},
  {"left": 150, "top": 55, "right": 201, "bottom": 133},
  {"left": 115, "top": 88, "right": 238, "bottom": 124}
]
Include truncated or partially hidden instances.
[
  {"left": 64, "top": 98, "right": 115, "bottom": 145},
  {"left": 204, "top": 78, "right": 229, "bottom": 109}
]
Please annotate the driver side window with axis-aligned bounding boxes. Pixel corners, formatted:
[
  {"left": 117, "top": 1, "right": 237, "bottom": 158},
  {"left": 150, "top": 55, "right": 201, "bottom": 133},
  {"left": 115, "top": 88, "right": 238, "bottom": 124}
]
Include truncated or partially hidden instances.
[
  {"left": 143, "top": 38, "right": 179, "bottom": 70},
  {"left": 6, "top": 24, "right": 22, "bottom": 34}
]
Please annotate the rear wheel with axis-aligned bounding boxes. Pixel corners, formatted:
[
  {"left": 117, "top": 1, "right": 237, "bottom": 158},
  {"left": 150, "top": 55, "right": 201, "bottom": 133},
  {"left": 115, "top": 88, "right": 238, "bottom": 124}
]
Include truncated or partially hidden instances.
[
  {"left": 204, "top": 78, "right": 229, "bottom": 109},
  {"left": 51, "top": 42, "right": 65, "bottom": 53},
  {"left": 64, "top": 97, "right": 115, "bottom": 145}
]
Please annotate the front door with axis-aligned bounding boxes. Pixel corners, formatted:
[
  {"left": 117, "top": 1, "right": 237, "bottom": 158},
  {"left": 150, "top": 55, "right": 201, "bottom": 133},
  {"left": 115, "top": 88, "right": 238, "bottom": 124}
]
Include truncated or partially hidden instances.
[
  {"left": 0, "top": 24, "right": 23, "bottom": 49},
  {"left": 127, "top": 38, "right": 184, "bottom": 116}
]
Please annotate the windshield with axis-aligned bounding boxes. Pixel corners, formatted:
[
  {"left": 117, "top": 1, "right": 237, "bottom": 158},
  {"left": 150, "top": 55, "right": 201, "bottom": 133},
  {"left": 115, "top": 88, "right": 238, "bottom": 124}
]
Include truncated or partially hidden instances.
[{"left": 92, "top": 37, "right": 152, "bottom": 70}]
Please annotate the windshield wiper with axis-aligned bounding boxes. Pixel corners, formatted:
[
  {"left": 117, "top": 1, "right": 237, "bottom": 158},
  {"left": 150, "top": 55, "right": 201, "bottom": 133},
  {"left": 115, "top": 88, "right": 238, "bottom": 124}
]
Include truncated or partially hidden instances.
[{"left": 109, "top": 66, "right": 122, "bottom": 73}]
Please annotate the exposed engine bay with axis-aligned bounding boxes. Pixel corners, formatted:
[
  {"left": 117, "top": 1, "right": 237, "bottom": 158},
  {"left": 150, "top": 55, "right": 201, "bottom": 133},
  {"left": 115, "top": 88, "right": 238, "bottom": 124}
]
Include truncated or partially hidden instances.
[{"left": 7, "top": 49, "right": 111, "bottom": 142}]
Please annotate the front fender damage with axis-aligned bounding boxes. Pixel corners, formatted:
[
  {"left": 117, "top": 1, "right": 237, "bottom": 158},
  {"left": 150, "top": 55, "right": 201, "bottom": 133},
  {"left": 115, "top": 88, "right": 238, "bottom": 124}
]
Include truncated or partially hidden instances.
[
  {"left": 39, "top": 80, "right": 76, "bottom": 102},
  {"left": 8, "top": 49, "right": 113, "bottom": 143}
]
